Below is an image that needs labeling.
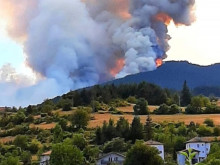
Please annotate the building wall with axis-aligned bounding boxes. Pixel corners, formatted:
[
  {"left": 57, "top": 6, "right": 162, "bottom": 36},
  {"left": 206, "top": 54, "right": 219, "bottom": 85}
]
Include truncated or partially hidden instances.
[
  {"left": 186, "top": 142, "right": 210, "bottom": 158},
  {"left": 96, "top": 153, "right": 125, "bottom": 165},
  {"left": 177, "top": 152, "right": 199, "bottom": 165},
  {"left": 177, "top": 154, "right": 186, "bottom": 165},
  {"left": 149, "top": 144, "right": 164, "bottom": 160},
  {"left": 40, "top": 155, "right": 50, "bottom": 165}
]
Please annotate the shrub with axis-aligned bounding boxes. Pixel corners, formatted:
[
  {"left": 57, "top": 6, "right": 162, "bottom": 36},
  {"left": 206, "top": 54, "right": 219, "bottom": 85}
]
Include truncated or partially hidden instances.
[{"left": 204, "top": 118, "right": 215, "bottom": 127}]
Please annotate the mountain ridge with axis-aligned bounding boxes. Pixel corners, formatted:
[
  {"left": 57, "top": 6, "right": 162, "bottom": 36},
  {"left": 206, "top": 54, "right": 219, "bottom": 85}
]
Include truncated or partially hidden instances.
[{"left": 108, "top": 61, "right": 220, "bottom": 90}]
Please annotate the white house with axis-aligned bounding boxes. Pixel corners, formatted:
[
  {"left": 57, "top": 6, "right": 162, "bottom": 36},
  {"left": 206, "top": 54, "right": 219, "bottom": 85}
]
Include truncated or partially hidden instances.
[
  {"left": 96, "top": 152, "right": 125, "bottom": 165},
  {"left": 144, "top": 140, "right": 165, "bottom": 160},
  {"left": 186, "top": 137, "right": 211, "bottom": 162},
  {"left": 177, "top": 137, "right": 213, "bottom": 165},
  {"left": 40, "top": 151, "right": 51, "bottom": 165}
]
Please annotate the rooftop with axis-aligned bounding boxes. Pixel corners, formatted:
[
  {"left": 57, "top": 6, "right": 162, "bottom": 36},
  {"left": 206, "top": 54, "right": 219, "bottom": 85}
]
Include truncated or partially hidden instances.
[
  {"left": 177, "top": 148, "right": 200, "bottom": 154},
  {"left": 186, "top": 137, "right": 220, "bottom": 143},
  {"left": 41, "top": 150, "right": 52, "bottom": 156},
  {"left": 144, "top": 140, "right": 163, "bottom": 145}
]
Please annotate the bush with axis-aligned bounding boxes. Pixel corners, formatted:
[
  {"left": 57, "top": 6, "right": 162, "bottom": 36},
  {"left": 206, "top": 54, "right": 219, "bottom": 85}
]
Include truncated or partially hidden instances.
[
  {"left": 154, "top": 104, "right": 181, "bottom": 114},
  {"left": 170, "top": 104, "right": 181, "bottom": 114},
  {"left": 198, "top": 125, "right": 212, "bottom": 136},
  {"left": 204, "top": 118, "right": 215, "bottom": 127},
  {"left": 154, "top": 104, "right": 169, "bottom": 114},
  {"left": 185, "top": 105, "right": 202, "bottom": 114},
  {"left": 133, "top": 98, "right": 149, "bottom": 115},
  {"left": 71, "top": 109, "right": 90, "bottom": 129},
  {"left": 126, "top": 96, "right": 137, "bottom": 104},
  {"left": 214, "top": 127, "right": 220, "bottom": 136}
]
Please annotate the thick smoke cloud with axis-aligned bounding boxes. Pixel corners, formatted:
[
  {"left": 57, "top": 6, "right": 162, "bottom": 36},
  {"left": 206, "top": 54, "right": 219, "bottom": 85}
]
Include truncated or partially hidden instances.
[{"left": 0, "top": 0, "right": 195, "bottom": 106}]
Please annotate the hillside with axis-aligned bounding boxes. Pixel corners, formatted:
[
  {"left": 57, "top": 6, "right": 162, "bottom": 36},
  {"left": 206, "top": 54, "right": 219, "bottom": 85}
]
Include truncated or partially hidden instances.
[{"left": 109, "top": 61, "right": 220, "bottom": 91}]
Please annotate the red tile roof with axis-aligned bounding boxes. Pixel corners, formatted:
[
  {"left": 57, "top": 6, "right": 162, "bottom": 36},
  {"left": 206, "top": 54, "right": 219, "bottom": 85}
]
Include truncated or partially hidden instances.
[{"left": 41, "top": 151, "right": 52, "bottom": 156}]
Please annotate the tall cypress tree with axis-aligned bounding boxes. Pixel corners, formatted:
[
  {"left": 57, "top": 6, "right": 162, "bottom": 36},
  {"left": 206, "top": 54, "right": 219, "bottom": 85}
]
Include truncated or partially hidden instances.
[
  {"left": 130, "top": 117, "right": 143, "bottom": 143},
  {"left": 181, "top": 80, "right": 191, "bottom": 106},
  {"left": 145, "top": 114, "right": 153, "bottom": 141}
]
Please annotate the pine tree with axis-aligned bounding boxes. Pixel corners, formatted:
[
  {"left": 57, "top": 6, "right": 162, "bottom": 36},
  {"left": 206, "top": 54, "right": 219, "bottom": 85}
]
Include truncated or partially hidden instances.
[
  {"left": 130, "top": 117, "right": 143, "bottom": 143},
  {"left": 145, "top": 114, "right": 153, "bottom": 141},
  {"left": 181, "top": 80, "right": 191, "bottom": 106}
]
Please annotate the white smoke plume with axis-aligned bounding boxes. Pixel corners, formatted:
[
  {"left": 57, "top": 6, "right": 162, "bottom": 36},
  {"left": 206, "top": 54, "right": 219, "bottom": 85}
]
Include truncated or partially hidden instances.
[{"left": 0, "top": 0, "right": 195, "bottom": 106}]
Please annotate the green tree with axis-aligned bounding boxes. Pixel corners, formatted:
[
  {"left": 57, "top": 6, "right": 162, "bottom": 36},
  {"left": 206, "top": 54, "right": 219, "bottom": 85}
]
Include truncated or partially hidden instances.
[
  {"left": 41, "top": 104, "right": 53, "bottom": 114},
  {"left": 213, "top": 127, "right": 220, "bottom": 136},
  {"left": 14, "top": 135, "right": 28, "bottom": 150},
  {"left": 58, "top": 118, "right": 68, "bottom": 131},
  {"left": 62, "top": 99, "right": 72, "bottom": 111},
  {"left": 204, "top": 118, "right": 215, "bottom": 127},
  {"left": 95, "top": 127, "right": 103, "bottom": 145},
  {"left": 130, "top": 117, "right": 143, "bottom": 143},
  {"left": 170, "top": 104, "right": 181, "bottom": 114},
  {"left": 83, "top": 145, "right": 99, "bottom": 164},
  {"left": 145, "top": 114, "right": 154, "bottom": 140},
  {"left": 181, "top": 81, "right": 191, "bottom": 106},
  {"left": 116, "top": 117, "right": 130, "bottom": 140},
  {"left": 53, "top": 124, "right": 63, "bottom": 143},
  {"left": 71, "top": 109, "right": 90, "bottom": 129},
  {"left": 13, "top": 111, "right": 26, "bottom": 125},
  {"left": 124, "top": 142, "right": 164, "bottom": 165},
  {"left": 50, "top": 143, "right": 84, "bottom": 165},
  {"left": 155, "top": 104, "right": 169, "bottom": 114},
  {"left": 28, "top": 139, "right": 41, "bottom": 154},
  {"left": 102, "top": 137, "right": 130, "bottom": 153},
  {"left": 72, "top": 134, "right": 87, "bottom": 150},
  {"left": 26, "top": 105, "right": 33, "bottom": 115},
  {"left": 20, "top": 151, "right": 31, "bottom": 165},
  {"left": 198, "top": 125, "right": 212, "bottom": 136},
  {"left": 133, "top": 98, "right": 149, "bottom": 115},
  {"left": 0, "top": 156, "right": 21, "bottom": 165}
]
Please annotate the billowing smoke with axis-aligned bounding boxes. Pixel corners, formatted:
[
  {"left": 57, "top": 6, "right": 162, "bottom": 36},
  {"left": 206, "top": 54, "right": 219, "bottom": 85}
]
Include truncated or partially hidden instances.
[{"left": 0, "top": 0, "right": 195, "bottom": 106}]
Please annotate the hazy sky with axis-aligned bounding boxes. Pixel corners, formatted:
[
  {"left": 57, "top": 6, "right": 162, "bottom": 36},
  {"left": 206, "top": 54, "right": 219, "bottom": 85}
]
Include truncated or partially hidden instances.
[
  {"left": 167, "top": 0, "right": 220, "bottom": 65},
  {"left": 0, "top": 0, "right": 220, "bottom": 76}
]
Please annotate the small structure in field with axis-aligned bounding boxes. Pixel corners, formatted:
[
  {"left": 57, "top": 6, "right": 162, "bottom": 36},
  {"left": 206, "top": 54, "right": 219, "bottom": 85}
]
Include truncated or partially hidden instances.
[
  {"left": 144, "top": 140, "right": 165, "bottom": 160},
  {"left": 40, "top": 150, "right": 51, "bottom": 165},
  {"left": 96, "top": 152, "right": 125, "bottom": 165}
]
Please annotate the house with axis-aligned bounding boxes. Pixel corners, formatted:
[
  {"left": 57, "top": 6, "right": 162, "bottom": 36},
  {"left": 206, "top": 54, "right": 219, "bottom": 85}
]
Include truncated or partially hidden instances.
[
  {"left": 177, "top": 149, "right": 200, "bottom": 165},
  {"left": 177, "top": 137, "right": 214, "bottom": 165},
  {"left": 186, "top": 137, "right": 211, "bottom": 162},
  {"left": 40, "top": 151, "right": 51, "bottom": 165},
  {"left": 144, "top": 140, "right": 165, "bottom": 160},
  {"left": 96, "top": 152, "right": 125, "bottom": 165}
]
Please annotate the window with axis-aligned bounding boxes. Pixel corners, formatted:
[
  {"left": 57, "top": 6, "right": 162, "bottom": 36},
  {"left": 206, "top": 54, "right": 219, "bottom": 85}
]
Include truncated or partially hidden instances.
[
  {"left": 109, "top": 157, "right": 112, "bottom": 162},
  {"left": 160, "top": 151, "right": 162, "bottom": 154},
  {"left": 197, "top": 144, "right": 200, "bottom": 148},
  {"left": 114, "top": 157, "right": 118, "bottom": 161}
]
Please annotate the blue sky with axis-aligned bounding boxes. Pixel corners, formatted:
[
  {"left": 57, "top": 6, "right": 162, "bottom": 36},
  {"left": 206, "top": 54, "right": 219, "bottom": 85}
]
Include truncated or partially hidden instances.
[{"left": 0, "top": 33, "right": 24, "bottom": 68}]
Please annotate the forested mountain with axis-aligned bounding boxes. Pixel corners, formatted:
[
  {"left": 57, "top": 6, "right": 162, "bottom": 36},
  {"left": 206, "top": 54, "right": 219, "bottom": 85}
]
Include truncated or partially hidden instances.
[{"left": 109, "top": 61, "right": 220, "bottom": 93}]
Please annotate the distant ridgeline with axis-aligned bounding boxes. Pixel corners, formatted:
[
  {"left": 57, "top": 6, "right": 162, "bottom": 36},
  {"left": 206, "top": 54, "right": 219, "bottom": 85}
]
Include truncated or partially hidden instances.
[{"left": 108, "top": 61, "right": 220, "bottom": 97}]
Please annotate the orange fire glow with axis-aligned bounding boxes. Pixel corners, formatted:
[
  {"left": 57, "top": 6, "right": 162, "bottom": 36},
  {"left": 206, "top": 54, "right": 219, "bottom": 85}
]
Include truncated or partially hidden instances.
[
  {"left": 156, "top": 58, "right": 163, "bottom": 67},
  {"left": 118, "top": 11, "right": 131, "bottom": 19},
  {"left": 155, "top": 12, "right": 172, "bottom": 25},
  {"left": 110, "top": 58, "right": 125, "bottom": 76}
]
